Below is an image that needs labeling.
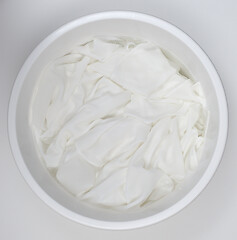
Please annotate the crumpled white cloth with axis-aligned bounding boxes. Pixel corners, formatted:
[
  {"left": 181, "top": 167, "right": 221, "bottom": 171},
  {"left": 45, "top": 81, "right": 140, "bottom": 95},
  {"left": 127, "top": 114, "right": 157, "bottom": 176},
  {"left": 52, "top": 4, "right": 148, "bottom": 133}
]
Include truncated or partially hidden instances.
[{"left": 31, "top": 36, "right": 209, "bottom": 208}]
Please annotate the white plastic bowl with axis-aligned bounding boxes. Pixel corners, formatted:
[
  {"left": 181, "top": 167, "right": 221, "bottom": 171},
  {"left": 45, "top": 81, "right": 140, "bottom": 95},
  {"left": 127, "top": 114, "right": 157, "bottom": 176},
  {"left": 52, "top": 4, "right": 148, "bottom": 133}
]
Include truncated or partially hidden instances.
[{"left": 8, "top": 11, "right": 228, "bottom": 230}]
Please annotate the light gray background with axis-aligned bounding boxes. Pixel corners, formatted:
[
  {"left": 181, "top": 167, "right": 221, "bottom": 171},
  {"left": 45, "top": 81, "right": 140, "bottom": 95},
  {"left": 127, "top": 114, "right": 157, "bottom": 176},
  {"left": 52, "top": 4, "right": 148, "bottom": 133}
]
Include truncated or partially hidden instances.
[{"left": 1, "top": 0, "right": 236, "bottom": 239}]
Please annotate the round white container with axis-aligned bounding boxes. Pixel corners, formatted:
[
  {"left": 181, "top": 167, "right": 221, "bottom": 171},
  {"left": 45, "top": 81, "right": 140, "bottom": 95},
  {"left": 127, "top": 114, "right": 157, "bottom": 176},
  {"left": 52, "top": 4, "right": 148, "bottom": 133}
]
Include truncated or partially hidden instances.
[{"left": 8, "top": 11, "right": 228, "bottom": 230}]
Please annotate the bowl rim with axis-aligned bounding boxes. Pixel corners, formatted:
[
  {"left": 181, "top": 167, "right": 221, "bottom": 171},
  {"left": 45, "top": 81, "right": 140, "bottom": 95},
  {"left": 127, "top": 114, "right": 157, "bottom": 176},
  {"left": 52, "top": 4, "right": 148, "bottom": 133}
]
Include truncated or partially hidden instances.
[{"left": 8, "top": 11, "right": 228, "bottom": 230}]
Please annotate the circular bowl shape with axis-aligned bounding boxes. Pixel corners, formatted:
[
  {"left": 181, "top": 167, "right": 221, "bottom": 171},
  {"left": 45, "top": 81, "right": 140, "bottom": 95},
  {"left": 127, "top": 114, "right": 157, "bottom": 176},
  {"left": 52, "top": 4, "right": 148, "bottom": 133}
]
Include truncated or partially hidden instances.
[{"left": 8, "top": 11, "right": 228, "bottom": 230}]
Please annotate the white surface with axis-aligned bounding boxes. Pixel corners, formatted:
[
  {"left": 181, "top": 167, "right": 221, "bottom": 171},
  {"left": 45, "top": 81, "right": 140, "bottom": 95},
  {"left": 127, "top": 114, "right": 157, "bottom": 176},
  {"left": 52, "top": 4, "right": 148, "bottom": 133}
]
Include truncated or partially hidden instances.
[{"left": 0, "top": 0, "right": 236, "bottom": 239}]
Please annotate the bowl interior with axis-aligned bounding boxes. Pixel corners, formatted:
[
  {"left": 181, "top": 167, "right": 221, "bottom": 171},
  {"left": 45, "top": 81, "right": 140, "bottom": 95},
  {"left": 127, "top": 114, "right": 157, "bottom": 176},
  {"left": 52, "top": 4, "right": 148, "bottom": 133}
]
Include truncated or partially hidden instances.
[{"left": 14, "top": 16, "right": 220, "bottom": 222}]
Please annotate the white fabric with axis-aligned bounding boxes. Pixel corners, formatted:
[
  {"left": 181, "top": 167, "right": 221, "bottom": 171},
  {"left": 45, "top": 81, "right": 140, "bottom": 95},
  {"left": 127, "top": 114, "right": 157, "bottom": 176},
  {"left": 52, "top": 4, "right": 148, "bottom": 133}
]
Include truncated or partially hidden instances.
[{"left": 31, "top": 36, "right": 209, "bottom": 208}]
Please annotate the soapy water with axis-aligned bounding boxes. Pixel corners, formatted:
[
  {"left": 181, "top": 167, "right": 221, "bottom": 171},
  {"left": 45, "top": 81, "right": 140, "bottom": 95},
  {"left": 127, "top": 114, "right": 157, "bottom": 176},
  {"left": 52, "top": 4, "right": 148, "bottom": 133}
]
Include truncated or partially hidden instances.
[{"left": 30, "top": 36, "right": 209, "bottom": 209}]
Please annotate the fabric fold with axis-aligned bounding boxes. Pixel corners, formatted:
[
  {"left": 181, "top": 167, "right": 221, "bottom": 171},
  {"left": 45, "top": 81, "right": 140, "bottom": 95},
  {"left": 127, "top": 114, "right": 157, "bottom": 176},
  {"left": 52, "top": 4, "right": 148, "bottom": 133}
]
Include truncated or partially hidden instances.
[{"left": 31, "top": 36, "right": 209, "bottom": 208}]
